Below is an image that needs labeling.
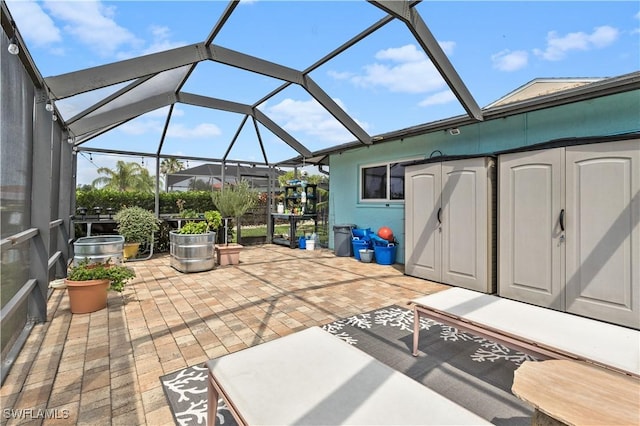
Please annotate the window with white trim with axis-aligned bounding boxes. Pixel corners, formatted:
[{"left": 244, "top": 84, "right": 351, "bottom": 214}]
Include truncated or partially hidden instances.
[{"left": 360, "top": 159, "right": 418, "bottom": 202}]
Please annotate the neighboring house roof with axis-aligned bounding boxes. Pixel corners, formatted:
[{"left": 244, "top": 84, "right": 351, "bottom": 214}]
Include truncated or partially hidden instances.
[
  {"left": 484, "top": 78, "right": 604, "bottom": 108},
  {"left": 167, "top": 163, "right": 284, "bottom": 188}
]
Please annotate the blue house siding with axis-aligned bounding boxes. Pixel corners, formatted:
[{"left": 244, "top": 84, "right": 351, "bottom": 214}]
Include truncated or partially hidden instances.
[{"left": 328, "top": 90, "right": 640, "bottom": 263}]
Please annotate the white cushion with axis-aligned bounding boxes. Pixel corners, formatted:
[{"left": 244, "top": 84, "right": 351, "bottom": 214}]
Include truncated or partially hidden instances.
[{"left": 207, "top": 326, "right": 489, "bottom": 425}]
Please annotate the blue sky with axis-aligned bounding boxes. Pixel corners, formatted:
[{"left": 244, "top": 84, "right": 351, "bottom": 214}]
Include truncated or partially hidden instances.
[{"left": 6, "top": 1, "right": 640, "bottom": 185}]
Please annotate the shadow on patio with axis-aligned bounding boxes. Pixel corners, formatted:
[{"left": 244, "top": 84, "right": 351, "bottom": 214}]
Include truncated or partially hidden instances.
[{"left": 0, "top": 245, "right": 447, "bottom": 425}]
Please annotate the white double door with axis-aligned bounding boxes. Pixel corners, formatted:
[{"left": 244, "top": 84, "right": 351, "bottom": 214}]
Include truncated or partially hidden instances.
[
  {"left": 405, "top": 157, "right": 493, "bottom": 293},
  {"left": 499, "top": 140, "right": 639, "bottom": 328}
]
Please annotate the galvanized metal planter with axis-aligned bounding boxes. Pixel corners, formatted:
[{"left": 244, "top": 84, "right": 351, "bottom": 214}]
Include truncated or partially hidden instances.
[
  {"left": 169, "top": 231, "right": 216, "bottom": 273},
  {"left": 73, "top": 235, "right": 125, "bottom": 265}
]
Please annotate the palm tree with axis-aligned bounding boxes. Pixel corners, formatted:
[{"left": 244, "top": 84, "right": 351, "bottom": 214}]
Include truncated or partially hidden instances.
[
  {"left": 160, "top": 158, "right": 185, "bottom": 191},
  {"left": 92, "top": 160, "right": 155, "bottom": 193}
]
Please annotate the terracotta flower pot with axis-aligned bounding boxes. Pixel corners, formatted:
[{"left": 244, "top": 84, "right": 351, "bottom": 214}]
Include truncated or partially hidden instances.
[
  {"left": 65, "top": 279, "right": 109, "bottom": 314},
  {"left": 215, "top": 243, "right": 243, "bottom": 266}
]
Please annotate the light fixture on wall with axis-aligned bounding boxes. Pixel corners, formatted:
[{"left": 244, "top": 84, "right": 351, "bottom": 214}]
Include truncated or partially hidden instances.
[
  {"left": 67, "top": 135, "right": 75, "bottom": 145},
  {"left": 7, "top": 22, "right": 19, "bottom": 55},
  {"left": 45, "top": 100, "right": 54, "bottom": 112},
  {"left": 448, "top": 128, "right": 461, "bottom": 136},
  {"left": 52, "top": 113, "right": 57, "bottom": 122},
  {"left": 141, "top": 157, "right": 145, "bottom": 166},
  {"left": 8, "top": 35, "right": 19, "bottom": 55}
]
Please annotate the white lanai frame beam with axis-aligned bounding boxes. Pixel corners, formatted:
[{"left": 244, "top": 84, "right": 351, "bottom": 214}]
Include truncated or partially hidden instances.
[{"left": 369, "top": 0, "right": 483, "bottom": 121}]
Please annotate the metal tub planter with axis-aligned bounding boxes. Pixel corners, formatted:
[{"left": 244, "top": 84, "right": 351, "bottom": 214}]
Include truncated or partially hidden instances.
[
  {"left": 73, "top": 235, "right": 125, "bottom": 265},
  {"left": 169, "top": 231, "right": 216, "bottom": 273}
]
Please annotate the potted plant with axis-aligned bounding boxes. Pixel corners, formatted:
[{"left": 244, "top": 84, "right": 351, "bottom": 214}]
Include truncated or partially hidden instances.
[
  {"left": 170, "top": 210, "right": 222, "bottom": 272},
  {"left": 114, "top": 206, "right": 160, "bottom": 260},
  {"left": 65, "top": 259, "right": 136, "bottom": 314},
  {"left": 211, "top": 180, "right": 258, "bottom": 266}
]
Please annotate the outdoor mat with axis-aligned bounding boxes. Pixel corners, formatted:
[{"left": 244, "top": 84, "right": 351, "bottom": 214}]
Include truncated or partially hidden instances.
[{"left": 161, "top": 305, "right": 537, "bottom": 426}]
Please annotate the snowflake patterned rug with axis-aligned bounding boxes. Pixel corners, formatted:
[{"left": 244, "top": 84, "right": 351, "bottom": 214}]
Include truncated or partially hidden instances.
[{"left": 161, "top": 305, "right": 537, "bottom": 426}]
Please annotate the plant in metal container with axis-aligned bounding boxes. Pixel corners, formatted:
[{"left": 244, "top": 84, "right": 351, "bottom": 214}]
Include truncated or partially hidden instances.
[
  {"left": 114, "top": 206, "right": 160, "bottom": 259},
  {"left": 170, "top": 210, "right": 222, "bottom": 273},
  {"left": 177, "top": 210, "right": 222, "bottom": 235},
  {"left": 65, "top": 259, "right": 136, "bottom": 314}
]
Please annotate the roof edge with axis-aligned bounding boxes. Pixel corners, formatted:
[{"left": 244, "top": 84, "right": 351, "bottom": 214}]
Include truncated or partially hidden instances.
[{"left": 280, "top": 71, "right": 640, "bottom": 166}]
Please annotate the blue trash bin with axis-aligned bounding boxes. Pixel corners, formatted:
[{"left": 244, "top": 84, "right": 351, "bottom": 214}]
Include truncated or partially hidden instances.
[{"left": 299, "top": 236, "right": 306, "bottom": 249}]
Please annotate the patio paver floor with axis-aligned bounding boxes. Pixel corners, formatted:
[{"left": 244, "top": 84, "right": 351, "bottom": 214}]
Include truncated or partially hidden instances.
[{"left": 1, "top": 244, "right": 448, "bottom": 425}]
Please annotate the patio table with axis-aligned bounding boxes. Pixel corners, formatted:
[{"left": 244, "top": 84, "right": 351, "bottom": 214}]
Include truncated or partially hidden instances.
[{"left": 512, "top": 359, "right": 640, "bottom": 425}]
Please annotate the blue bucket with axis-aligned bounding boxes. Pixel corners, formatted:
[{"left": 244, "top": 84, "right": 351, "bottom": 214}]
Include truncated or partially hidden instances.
[
  {"left": 352, "top": 239, "right": 370, "bottom": 260},
  {"left": 352, "top": 228, "right": 371, "bottom": 239},
  {"left": 374, "top": 244, "right": 397, "bottom": 265},
  {"left": 299, "top": 236, "right": 306, "bottom": 249}
]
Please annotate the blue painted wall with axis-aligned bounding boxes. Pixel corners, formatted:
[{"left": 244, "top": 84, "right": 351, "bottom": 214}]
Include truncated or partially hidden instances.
[{"left": 328, "top": 90, "right": 640, "bottom": 263}]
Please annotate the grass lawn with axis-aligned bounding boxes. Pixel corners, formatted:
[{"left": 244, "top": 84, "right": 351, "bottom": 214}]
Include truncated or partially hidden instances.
[{"left": 236, "top": 223, "right": 328, "bottom": 243}]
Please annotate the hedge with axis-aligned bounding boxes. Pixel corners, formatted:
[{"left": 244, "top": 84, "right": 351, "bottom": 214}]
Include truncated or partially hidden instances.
[{"left": 75, "top": 189, "right": 216, "bottom": 214}]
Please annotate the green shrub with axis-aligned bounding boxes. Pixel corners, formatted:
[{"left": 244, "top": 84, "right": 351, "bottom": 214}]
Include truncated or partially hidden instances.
[{"left": 114, "top": 206, "right": 160, "bottom": 244}]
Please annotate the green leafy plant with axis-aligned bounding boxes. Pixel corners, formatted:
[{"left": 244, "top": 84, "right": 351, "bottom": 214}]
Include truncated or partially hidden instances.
[
  {"left": 177, "top": 210, "right": 222, "bottom": 234},
  {"left": 177, "top": 221, "right": 209, "bottom": 234},
  {"left": 114, "top": 206, "right": 160, "bottom": 244},
  {"left": 67, "top": 259, "right": 135, "bottom": 292},
  {"left": 180, "top": 209, "right": 199, "bottom": 219}
]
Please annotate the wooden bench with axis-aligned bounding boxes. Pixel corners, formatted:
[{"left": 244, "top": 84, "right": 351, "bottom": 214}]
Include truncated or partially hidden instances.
[
  {"left": 512, "top": 360, "right": 640, "bottom": 425},
  {"left": 410, "top": 287, "right": 640, "bottom": 378},
  {"left": 206, "top": 326, "right": 490, "bottom": 426}
]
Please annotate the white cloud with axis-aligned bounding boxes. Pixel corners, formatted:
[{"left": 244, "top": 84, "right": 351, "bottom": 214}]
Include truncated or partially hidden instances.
[
  {"left": 327, "top": 70, "right": 354, "bottom": 80},
  {"left": 339, "top": 44, "right": 449, "bottom": 94},
  {"left": 127, "top": 25, "right": 186, "bottom": 57},
  {"left": 491, "top": 49, "right": 529, "bottom": 71},
  {"left": 533, "top": 26, "right": 619, "bottom": 61},
  {"left": 262, "top": 98, "right": 368, "bottom": 144},
  {"left": 11, "top": 1, "right": 186, "bottom": 60},
  {"left": 119, "top": 119, "right": 161, "bottom": 136},
  {"left": 168, "top": 123, "right": 222, "bottom": 138},
  {"left": 44, "top": 0, "right": 142, "bottom": 56},
  {"left": 6, "top": 0, "right": 62, "bottom": 48},
  {"left": 119, "top": 118, "right": 220, "bottom": 138},
  {"left": 418, "top": 90, "right": 456, "bottom": 107},
  {"left": 375, "top": 44, "right": 426, "bottom": 62}
]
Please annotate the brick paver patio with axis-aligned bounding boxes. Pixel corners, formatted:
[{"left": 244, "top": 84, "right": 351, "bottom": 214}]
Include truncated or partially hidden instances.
[{"left": 1, "top": 244, "right": 448, "bottom": 425}]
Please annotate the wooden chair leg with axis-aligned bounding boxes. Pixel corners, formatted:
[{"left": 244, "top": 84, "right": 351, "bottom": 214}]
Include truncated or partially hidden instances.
[
  {"left": 412, "top": 307, "right": 420, "bottom": 356},
  {"left": 207, "top": 372, "right": 219, "bottom": 426}
]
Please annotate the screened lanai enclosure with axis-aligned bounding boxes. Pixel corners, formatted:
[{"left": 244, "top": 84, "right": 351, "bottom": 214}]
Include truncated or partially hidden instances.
[
  {"left": 1, "top": 0, "right": 491, "bottom": 382},
  {"left": 2, "top": 0, "right": 639, "bottom": 391}
]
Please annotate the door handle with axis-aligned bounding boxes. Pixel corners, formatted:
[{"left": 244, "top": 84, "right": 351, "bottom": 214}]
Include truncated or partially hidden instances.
[
  {"left": 559, "top": 209, "right": 565, "bottom": 232},
  {"left": 437, "top": 207, "right": 442, "bottom": 224}
]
